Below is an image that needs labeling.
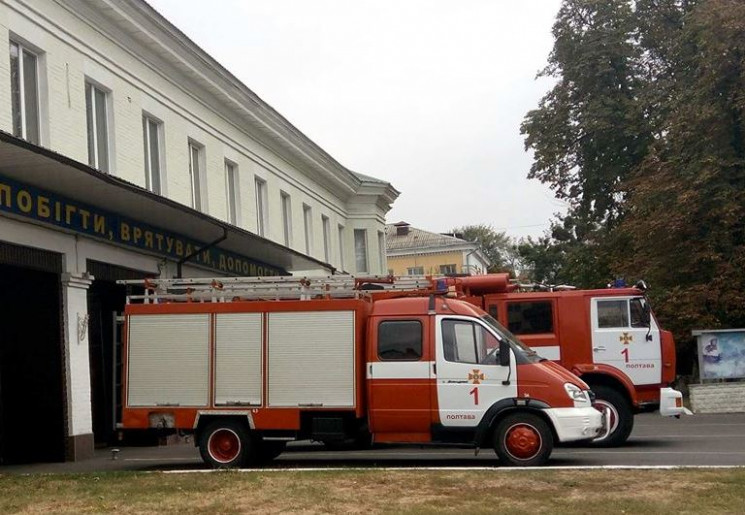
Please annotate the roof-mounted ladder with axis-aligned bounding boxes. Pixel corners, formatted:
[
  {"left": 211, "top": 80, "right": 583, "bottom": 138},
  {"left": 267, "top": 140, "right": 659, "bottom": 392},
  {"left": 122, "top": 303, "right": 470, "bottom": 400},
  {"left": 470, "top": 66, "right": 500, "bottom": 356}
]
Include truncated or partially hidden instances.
[{"left": 117, "top": 275, "right": 440, "bottom": 304}]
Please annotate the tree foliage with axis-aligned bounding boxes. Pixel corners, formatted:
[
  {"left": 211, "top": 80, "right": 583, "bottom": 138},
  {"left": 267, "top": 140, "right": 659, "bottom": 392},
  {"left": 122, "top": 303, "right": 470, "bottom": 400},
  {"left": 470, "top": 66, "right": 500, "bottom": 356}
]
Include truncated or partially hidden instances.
[
  {"left": 521, "top": 0, "right": 745, "bottom": 371},
  {"left": 450, "top": 224, "right": 516, "bottom": 274}
]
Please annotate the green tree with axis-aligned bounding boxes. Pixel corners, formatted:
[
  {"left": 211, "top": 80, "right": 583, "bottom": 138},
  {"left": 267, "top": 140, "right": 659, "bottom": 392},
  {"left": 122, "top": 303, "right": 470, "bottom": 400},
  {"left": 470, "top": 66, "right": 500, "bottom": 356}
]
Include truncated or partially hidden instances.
[
  {"left": 450, "top": 224, "right": 515, "bottom": 274},
  {"left": 520, "top": 0, "right": 653, "bottom": 288},
  {"left": 611, "top": 0, "right": 745, "bottom": 370}
]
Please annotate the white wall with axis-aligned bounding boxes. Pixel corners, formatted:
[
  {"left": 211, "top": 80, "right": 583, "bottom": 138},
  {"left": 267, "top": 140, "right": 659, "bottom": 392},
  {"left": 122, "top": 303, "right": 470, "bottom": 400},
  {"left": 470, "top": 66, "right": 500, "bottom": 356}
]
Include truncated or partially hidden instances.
[{"left": 0, "top": 0, "right": 394, "bottom": 275}]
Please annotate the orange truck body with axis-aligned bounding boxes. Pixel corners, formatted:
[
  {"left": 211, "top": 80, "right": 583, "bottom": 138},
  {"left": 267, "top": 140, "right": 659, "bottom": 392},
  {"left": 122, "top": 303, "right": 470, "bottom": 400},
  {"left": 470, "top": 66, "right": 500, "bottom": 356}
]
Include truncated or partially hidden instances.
[{"left": 118, "top": 276, "right": 605, "bottom": 467}]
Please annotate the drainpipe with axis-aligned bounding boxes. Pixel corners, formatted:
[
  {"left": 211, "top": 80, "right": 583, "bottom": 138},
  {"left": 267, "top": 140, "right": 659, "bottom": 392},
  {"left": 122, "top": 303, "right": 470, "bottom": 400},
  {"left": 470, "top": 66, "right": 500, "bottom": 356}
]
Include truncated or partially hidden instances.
[{"left": 176, "top": 227, "right": 228, "bottom": 278}]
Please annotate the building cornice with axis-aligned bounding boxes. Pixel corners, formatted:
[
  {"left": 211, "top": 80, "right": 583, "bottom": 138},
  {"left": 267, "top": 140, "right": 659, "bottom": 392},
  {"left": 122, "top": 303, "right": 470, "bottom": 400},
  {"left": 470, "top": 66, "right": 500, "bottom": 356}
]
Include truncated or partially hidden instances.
[{"left": 54, "top": 0, "right": 396, "bottom": 205}]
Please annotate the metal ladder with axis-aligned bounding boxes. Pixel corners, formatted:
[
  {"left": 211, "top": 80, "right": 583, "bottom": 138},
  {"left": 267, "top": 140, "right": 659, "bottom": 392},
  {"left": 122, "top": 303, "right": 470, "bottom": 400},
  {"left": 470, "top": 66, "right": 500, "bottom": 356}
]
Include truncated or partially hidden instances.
[{"left": 117, "top": 274, "right": 440, "bottom": 304}]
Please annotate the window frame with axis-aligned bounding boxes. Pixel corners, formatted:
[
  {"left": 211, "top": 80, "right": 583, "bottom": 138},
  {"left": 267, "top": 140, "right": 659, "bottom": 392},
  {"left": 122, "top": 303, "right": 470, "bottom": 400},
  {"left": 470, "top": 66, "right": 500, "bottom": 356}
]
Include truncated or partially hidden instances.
[
  {"left": 407, "top": 266, "right": 424, "bottom": 276},
  {"left": 85, "top": 80, "right": 110, "bottom": 173},
  {"left": 224, "top": 160, "right": 240, "bottom": 226},
  {"left": 441, "top": 318, "right": 499, "bottom": 365},
  {"left": 10, "top": 39, "right": 41, "bottom": 144},
  {"left": 303, "top": 204, "right": 313, "bottom": 254},
  {"left": 280, "top": 191, "right": 292, "bottom": 246},
  {"left": 597, "top": 299, "right": 631, "bottom": 329},
  {"left": 354, "top": 229, "right": 368, "bottom": 273},
  {"left": 506, "top": 300, "right": 555, "bottom": 335},
  {"left": 377, "top": 320, "right": 423, "bottom": 361},
  {"left": 322, "top": 215, "right": 331, "bottom": 262},
  {"left": 255, "top": 176, "right": 268, "bottom": 236},
  {"left": 338, "top": 224, "right": 345, "bottom": 270},
  {"left": 142, "top": 114, "right": 163, "bottom": 194},
  {"left": 188, "top": 140, "right": 204, "bottom": 210}
]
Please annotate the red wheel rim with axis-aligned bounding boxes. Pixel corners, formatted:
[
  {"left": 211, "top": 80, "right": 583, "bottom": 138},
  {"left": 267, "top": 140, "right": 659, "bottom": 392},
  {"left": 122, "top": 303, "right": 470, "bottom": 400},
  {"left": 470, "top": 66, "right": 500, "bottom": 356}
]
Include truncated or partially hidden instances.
[
  {"left": 208, "top": 428, "right": 241, "bottom": 463},
  {"left": 593, "top": 400, "right": 619, "bottom": 440},
  {"left": 504, "top": 423, "right": 542, "bottom": 460}
]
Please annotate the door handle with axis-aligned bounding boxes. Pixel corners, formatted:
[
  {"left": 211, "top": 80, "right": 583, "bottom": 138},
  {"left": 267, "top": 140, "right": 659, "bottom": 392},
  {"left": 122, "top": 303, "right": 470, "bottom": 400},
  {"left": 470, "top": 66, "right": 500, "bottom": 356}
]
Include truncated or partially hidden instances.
[
  {"left": 593, "top": 346, "right": 606, "bottom": 352},
  {"left": 446, "top": 380, "right": 468, "bottom": 384}
]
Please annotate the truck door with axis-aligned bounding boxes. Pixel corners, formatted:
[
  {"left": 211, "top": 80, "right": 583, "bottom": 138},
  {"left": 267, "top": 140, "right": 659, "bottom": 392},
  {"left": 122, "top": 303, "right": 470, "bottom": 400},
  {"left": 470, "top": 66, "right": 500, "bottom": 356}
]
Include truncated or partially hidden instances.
[
  {"left": 435, "top": 316, "right": 517, "bottom": 428},
  {"left": 591, "top": 297, "right": 661, "bottom": 384},
  {"left": 367, "top": 317, "right": 433, "bottom": 440}
]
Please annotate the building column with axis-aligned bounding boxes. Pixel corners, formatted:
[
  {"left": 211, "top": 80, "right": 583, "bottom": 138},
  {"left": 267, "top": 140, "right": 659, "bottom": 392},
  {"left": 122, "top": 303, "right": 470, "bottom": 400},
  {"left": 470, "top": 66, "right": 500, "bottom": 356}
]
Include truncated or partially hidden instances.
[{"left": 61, "top": 272, "right": 95, "bottom": 461}]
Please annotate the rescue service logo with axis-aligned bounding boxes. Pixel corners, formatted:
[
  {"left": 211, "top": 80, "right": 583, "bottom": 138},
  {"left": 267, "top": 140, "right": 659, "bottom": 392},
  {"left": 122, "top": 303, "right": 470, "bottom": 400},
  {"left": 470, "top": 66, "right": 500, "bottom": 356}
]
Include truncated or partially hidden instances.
[
  {"left": 620, "top": 332, "right": 633, "bottom": 345},
  {"left": 468, "top": 369, "right": 485, "bottom": 384}
]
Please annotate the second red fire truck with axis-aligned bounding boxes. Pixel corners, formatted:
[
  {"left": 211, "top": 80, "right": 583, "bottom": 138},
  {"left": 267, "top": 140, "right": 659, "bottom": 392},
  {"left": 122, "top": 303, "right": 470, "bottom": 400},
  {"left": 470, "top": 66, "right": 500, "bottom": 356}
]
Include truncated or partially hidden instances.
[{"left": 435, "top": 273, "right": 691, "bottom": 446}]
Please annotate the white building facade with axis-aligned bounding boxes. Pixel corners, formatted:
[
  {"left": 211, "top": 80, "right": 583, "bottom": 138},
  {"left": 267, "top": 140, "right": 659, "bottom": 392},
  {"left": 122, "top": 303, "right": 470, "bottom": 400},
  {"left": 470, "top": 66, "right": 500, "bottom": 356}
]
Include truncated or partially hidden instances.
[{"left": 0, "top": 0, "right": 397, "bottom": 464}]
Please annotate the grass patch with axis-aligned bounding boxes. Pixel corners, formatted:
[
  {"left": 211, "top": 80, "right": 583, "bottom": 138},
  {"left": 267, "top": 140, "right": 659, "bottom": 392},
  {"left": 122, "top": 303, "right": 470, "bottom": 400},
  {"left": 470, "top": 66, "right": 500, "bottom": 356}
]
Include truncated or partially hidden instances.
[{"left": 0, "top": 469, "right": 743, "bottom": 514}]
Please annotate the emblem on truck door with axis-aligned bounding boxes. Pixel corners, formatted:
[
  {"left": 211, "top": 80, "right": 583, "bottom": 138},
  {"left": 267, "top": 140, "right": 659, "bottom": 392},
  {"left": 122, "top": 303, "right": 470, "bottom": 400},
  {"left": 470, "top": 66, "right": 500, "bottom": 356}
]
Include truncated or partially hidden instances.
[
  {"left": 620, "top": 332, "right": 633, "bottom": 345},
  {"left": 468, "top": 369, "right": 485, "bottom": 384}
]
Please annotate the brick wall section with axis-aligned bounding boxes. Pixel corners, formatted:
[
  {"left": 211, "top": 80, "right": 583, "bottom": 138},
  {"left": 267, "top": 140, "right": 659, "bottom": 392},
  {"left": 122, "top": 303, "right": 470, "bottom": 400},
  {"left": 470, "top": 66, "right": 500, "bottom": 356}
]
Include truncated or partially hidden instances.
[{"left": 689, "top": 383, "right": 745, "bottom": 413}]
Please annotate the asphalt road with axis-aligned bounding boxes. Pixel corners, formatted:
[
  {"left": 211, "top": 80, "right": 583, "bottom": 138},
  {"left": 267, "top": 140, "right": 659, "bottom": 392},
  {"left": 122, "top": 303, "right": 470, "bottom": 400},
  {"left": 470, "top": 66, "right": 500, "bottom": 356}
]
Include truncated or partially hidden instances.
[{"left": 3, "top": 412, "right": 745, "bottom": 474}]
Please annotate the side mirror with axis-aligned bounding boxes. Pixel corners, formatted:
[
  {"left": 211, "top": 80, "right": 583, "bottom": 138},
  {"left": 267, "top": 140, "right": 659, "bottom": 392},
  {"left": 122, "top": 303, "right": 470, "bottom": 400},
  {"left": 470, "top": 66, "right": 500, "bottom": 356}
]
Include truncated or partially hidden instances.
[
  {"left": 499, "top": 339, "right": 511, "bottom": 367},
  {"left": 642, "top": 302, "right": 651, "bottom": 326}
]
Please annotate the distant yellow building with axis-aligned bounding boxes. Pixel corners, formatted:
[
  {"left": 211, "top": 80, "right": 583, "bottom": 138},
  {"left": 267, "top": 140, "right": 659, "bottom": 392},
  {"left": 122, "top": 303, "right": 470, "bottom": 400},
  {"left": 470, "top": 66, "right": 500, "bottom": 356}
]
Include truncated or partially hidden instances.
[{"left": 385, "top": 222, "right": 490, "bottom": 276}]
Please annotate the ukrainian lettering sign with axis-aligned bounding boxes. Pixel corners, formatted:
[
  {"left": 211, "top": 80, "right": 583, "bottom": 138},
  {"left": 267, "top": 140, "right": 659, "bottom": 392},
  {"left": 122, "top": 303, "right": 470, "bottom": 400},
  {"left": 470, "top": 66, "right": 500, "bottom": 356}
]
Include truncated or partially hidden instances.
[{"left": 0, "top": 175, "right": 285, "bottom": 276}]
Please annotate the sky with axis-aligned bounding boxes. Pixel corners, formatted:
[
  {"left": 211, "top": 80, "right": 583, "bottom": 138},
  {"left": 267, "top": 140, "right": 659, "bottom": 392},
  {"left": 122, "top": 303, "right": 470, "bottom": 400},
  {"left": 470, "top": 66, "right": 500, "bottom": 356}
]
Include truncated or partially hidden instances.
[{"left": 146, "top": 0, "right": 566, "bottom": 240}]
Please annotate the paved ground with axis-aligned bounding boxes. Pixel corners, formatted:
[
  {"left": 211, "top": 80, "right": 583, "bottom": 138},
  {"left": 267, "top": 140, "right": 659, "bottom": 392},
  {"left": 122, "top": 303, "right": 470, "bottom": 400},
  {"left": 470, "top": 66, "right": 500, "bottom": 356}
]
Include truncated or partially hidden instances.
[{"left": 2, "top": 412, "right": 744, "bottom": 474}]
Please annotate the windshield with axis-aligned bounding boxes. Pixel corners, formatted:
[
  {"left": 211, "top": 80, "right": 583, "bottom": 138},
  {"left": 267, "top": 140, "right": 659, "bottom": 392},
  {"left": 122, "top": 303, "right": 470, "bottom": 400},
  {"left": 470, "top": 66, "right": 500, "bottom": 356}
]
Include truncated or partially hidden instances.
[{"left": 480, "top": 314, "right": 542, "bottom": 363}]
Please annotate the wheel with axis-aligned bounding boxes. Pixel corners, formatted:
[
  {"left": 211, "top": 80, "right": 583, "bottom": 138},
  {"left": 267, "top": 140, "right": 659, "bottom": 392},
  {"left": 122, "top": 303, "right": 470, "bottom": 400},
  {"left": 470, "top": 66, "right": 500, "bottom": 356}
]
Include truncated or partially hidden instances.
[
  {"left": 256, "top": 441, "right": 286, "bottom": 463},
  {"left": 590, "top": 385, "right": 634, "bottom": 447},
  {"left": 493, "top": 412, "right": 553, "bottom": 467},
  {"left": 198, "top": 420, "right": 253, "bottom": 468}
]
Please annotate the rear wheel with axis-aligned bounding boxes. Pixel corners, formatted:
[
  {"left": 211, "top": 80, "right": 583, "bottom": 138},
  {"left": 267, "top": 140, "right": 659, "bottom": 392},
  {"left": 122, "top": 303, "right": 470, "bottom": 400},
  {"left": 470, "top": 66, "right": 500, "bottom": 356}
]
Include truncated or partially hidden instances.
[
  {"left": 493, "top": 412, "right": 553, "bottom": 467},
  {"left": 199, "top": 420, "right": 253, "bottom": 468},
  {"left": 590, "top": 385, "right": 634, "bottom": 447}
]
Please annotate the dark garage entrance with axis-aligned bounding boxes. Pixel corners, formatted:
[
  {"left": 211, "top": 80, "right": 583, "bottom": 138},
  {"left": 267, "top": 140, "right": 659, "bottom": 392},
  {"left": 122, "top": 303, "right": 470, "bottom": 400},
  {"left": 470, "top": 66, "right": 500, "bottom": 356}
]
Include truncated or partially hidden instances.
[
  {"left": 86, "top": 261, "right": 143, "bottom": 447},
  {"left": 0, "top": 250, "right": 65, "bottom": 464}
]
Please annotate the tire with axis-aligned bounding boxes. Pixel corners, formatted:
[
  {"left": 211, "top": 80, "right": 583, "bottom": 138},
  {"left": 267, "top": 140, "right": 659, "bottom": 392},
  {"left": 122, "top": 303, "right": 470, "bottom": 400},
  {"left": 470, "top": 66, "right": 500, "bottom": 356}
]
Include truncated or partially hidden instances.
[
  {"left": 198, "top": 420, "right": 253, "bottom": 468},
  {"left": 590, "top": 385, "right": 634, "bottom": 447},
  {"left": 493, "top": 412, "right": 553, "bottom": 467}
]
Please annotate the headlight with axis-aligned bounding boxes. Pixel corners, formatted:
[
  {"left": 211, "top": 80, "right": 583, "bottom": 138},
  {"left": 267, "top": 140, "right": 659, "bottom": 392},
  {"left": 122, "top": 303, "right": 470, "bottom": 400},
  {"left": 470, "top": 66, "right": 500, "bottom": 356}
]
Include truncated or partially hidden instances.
[{"left": 564, "top": 383, "right": 591, "bottom": 407}]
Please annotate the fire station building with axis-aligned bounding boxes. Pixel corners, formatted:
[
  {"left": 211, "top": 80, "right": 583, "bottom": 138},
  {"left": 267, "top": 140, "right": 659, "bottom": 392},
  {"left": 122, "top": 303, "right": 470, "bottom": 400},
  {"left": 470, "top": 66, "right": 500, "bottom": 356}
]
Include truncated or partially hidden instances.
[{"left": 0, "top": 0, "right": 398, "bottom": 464}]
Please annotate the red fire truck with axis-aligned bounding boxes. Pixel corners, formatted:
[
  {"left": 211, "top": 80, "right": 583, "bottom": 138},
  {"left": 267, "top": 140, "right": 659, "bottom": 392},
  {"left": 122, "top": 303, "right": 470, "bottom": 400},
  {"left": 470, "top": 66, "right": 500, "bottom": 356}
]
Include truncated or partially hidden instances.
[
  {"left": 436, "top": 274, "right": 691, "bottom": 446},
  {"left": 118, "top": 275, "right": 604, "bottom": 468}
]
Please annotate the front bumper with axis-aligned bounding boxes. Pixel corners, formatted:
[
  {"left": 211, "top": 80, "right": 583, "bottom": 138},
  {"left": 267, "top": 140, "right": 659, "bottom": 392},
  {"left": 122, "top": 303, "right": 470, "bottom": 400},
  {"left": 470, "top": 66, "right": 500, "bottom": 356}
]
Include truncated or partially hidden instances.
[
  {"left": 659, "top": 387, "right": 693, "bottom": 417},
  {"left": 544, "top": 406, "right": 605, "bottom": 443}
]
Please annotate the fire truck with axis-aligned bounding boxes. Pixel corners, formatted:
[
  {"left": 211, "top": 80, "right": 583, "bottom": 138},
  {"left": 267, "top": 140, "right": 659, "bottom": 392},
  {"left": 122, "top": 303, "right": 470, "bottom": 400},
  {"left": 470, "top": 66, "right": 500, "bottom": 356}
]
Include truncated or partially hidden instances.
[
  {"left": 117, "top": 275, "right": 605, "bottom": 468},
  {"left": 436, "top": 273, "right": 691, "bottom": 446}
]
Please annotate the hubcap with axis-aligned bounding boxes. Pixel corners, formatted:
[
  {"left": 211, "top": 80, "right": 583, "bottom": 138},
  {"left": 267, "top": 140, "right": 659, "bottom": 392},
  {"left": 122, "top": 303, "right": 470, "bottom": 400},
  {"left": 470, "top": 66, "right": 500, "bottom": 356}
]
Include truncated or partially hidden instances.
[
  {"left": 504, "top": 423, "right": 542, "bottom": 460},
  {"left": 208, "top": 428, "right": 241, "bottom": 463},
  {"left": 593, "top": 400, "right": 619, "bottom": 440}
]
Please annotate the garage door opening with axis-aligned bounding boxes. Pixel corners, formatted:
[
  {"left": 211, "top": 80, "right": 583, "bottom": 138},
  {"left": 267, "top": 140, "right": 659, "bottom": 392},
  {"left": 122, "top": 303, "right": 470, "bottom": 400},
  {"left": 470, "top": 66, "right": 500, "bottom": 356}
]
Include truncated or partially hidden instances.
[{"left": 0, "top": 264, "right": 65, "bottom": 464}]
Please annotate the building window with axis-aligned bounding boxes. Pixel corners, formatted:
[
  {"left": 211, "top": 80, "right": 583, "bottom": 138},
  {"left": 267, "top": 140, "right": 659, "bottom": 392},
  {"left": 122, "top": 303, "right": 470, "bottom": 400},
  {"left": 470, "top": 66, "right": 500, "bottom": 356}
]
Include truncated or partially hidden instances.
[
  {"left": 378, "top": 231, "right": 386, "bottom": 274},
  {"left": 188, "top": 141, "right": 204, "bottom": 210},
  {"left": 303, "top": 204, "right": 313, "bottom": 254},
  {"left": 142, "top": 115, "right": 162, "bottom": 194},
  {"left": 225, "top": 160, "right": 239, "bottom": 225},
  {"left": 322, "top": 215, "right": 331, "bottom": 262},
  {"left": 338, "top": 224, "right": 345, "bottom": 270},
  {"left": 378, "top": 320, "right": 422, "bottom": 361},
  {"left": 440, "top": 264, "right": 457, "bottom": 275},
  {"left": 10, "top": 41, "right": 40, "bottom": 144},
  {"left": 354, "top": 229, "right": 368, "bottom": 273},
  {"left": 85, "top": 82, "right": 109, "bottom": 172},
  {"left": 407, "top": 266, "right": 424, "bottom": 276},
  {"left": 255, "top": 177, "right": 267, "bottom": 236},
  {"left": 281, "top": 191, "right": 292, "bottom": 246}
]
